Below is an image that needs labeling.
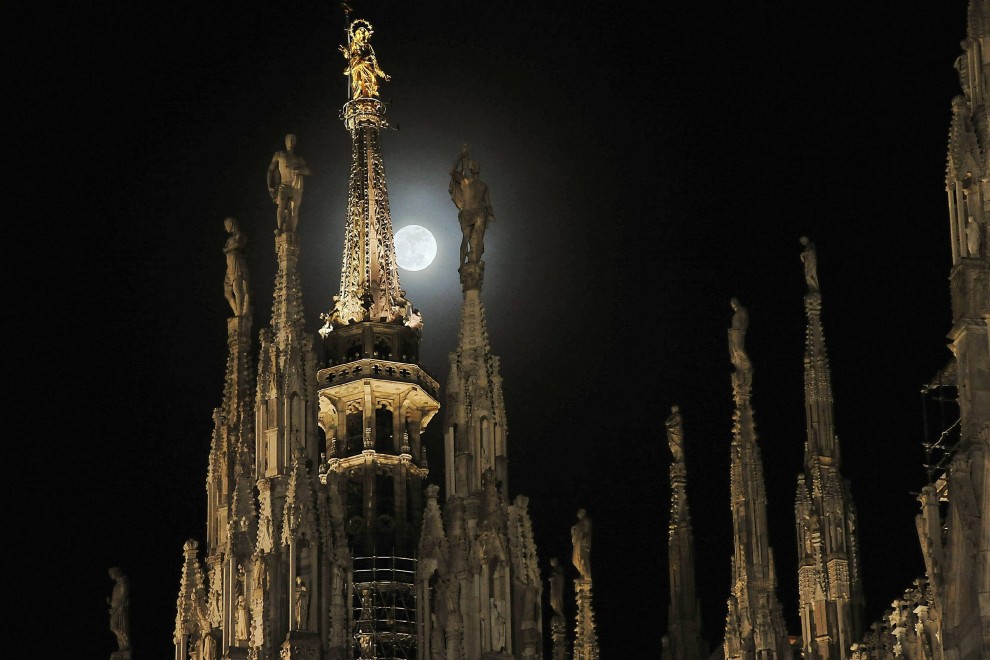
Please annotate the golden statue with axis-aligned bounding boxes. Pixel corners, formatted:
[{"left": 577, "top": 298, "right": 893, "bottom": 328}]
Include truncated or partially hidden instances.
[{"left": 339, "top": 20, "right": 390, "bottom": 99}]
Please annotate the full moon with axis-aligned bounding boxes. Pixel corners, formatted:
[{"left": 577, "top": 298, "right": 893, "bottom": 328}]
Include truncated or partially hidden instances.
[{"left": 394, "top": 225, "right": 438, "bottom": 271}]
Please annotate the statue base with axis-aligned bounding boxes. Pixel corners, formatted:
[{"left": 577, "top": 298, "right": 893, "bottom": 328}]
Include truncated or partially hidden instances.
[
  {"left": 110, "top": 652, "right": 132, "bottom": 660},
  {"left": 280, "top": 631, "right": 320, "bottom": 659},
  {"left": 459, "top": 260, "right": 485, "bottom": 293},
  {"left": 224, "top": 646, "right": 249, "bottom": 659}
]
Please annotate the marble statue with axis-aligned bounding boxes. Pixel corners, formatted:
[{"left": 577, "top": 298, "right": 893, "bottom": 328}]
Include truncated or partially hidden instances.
[
  {"left": 107, "top": 567, "right": 131, "bottom": 652},
  {"left": 223, "top": 217, "right": 250, "bottom": 317},
  {"left": 799, "top": 236, "right": 820, "bottom": 292},
  {"left": 339, "top": 20, "right": 390, "bottom": 99},
  {"left": 491, "top": 597, "right": 506, "bottom": 652},
  {"left": 202, "top": 633, "right": 217, "bottom": 660},
  {"left": 235, "top": 594, "right": 248, "bottom": 640},
  {"left": 450, "top": 144, "right": 495, "bottom": 265},
  {"left": 571, "top": 509, "right": 592, "bottom": 580},
  {"left": 267, "top": 134, "right": 311, "bottom": 237},
  {"left": 666, "top": 404, "right": 684, "bottom": 463},
  {"left": 293, "top": 576, "right": 310, "bottom": 630},
  {"left": 728, "top": 298, "right": 752, "bottom": 376},
  {"left": 965, "top": 216, "right": 982, "bottom": 256},
  {"left": 549, "top": 557, "right": 565, "bottom": 616}
]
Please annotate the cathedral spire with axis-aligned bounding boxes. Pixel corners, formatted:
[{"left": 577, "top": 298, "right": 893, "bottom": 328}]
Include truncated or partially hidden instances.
[
  {"left": 794, "top": 239, "right": 865, "bottom": 659},
  {"left": 723, "top": 299, "right": 790, "bottom": 660},
  {"left": 664, "top": 405, "right": 706, "bottom": 660},
  {"left": 444, "top": 145, "right": 506, "bottom": 500},
  {"left": 327, "top": 19, "right": 405, "bottom": 326},
  {"left": 417, "top": 147, "right": 541, "bottom": 660}
]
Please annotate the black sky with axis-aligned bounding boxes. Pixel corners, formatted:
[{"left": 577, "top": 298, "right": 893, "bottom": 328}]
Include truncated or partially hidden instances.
[{"left": 23, "top": 1, "right": 967, "bottom": 656}]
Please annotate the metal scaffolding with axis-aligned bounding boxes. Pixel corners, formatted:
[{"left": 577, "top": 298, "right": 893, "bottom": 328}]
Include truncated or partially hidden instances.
[{"left": 353, "top": 555, "right": 418, "bottom": 659}]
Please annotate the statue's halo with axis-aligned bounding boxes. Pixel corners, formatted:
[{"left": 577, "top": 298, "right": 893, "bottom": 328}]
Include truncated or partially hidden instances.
[{"left": 350, "top": 19, "right": 374, "bottom": 37}]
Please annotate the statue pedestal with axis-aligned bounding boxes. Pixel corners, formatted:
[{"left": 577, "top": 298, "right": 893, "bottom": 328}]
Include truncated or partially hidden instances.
[
  {"left": 280, "top": 631, "right": 320, "bottom": 659},
  {"left": 573, "top": 578, "right": 600, "bottom": 660},
  {"left": 224, "top": 646, "right": 249, "bottom": 659},
  {"left": 110, "top": 652, "right": 132, "bottom": 660},
  {"left": 458, "top": 260, "right": 485, "bottom": 292}
]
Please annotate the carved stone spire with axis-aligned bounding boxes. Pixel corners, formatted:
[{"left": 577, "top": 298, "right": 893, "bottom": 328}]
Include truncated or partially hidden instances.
[
  {"left": 794, "top": 242, "right": 865, "bottom": 659},
  {"left": 723, "top": 300, "right": 790, "bottom": 660},
  {"left": 445, "top": 264, "right": 508, "bottom": 501},
  {"left": 331, "top": 95, "right": 406, "bottom": 325},
  {"left": 664, "top": 406, "right": 705, "bottom": 660},
  {"left": 174, "top": 539, "right": 209, "bottom": 660}
]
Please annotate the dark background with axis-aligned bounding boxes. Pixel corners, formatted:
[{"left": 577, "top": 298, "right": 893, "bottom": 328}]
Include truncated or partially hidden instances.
[{"left": 21, "top": 1, "right": 966, "bottom": 656}]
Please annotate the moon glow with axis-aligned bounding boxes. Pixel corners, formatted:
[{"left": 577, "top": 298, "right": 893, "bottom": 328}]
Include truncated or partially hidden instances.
[{"left": 394, "top": 225, "right": 438, "bottom": 271}]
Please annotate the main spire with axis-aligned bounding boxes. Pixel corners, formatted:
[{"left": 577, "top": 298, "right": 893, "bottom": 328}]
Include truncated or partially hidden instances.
[{"left": 327, "top": 19, "right": 406, "bottom": 327}]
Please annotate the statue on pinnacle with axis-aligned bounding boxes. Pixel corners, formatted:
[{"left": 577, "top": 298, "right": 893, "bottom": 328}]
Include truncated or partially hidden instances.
[
  {"left": 340, "top": 19, "right": 390, "bottom": 100},
  {"left": 450, "top": 144, "right": 495, "bottom": 267},
  {"left": 666, "top": 404, "right": 685, "bottom": 464},
  {"left": 728, "top": 298, "right": 752, "bottom": 386},
  {"left": 107, "top": 567, "right": 131, "bottom": 655},
  {"left": 799, "top": 236, "right": 820, "bottom": 293},
  {"left": 571, "top": 508, "right": 592, "bottom": 580},
  {"left": 267, "top": 134, "right": 310, "bottom": 237},
  {"left": 223, "top": 217, "right": 250, "bottom": 317}
]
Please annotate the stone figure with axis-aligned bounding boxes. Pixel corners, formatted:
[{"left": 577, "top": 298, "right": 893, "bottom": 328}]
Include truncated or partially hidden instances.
[
  {"left": 965, "top": 216, "right": 982, "bottom": 256},
  {"left": 267, "top": 134, "right": 311, "bottom": 237},
  {"left": 235, "top": 594, "right": 249, "bottom": 640},
  {"left": 728, "top": 298, "right": 752, "bottom": 375},
  {"left": 294, "top": 576, "right": 310, "bottom": 630},
  {"left": 253, "top": 560, "right": 266, "bottom": 591},
  {"left": 449, "top": 144, "right": 495, "bottom": 266},
  {"left": 360, "top": 587, "right": 374, "bottom": 621},
  {"left": 107, "top": 567, "right": 131, "bottom": 651},
  {"left": 571, "top": 509, "right": 592, "bottom": 580},
  {"left": 201, "top": 632, "right": 217, "bottom": 660},
  {"left": 339, "top": 20, "right": 390, "bottom": 99},
  {"left": 223, "top": 217, "right": 250, "bottom": 317},
  {"left": 549, "top": 557, "right": 565, "bottom": 616},
  {"left": 799, "top": 236, "right": 820, "bottom": 293},
  {"left": 665, "top": 404, "right": 684, "bottom": 463},
  {"left": 491, "top": 598, "right": 506, "bottom": 652}
]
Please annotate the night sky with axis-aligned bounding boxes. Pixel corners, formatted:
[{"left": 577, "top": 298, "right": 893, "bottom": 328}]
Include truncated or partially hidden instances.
[{"left": 27, "top": 1, "right": 968, "bottom": 656}]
